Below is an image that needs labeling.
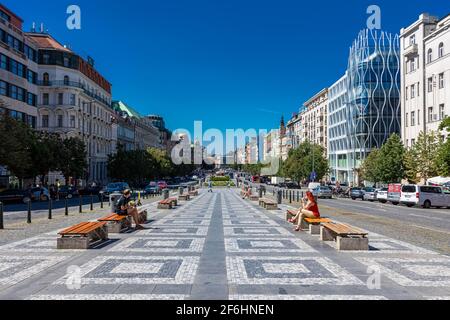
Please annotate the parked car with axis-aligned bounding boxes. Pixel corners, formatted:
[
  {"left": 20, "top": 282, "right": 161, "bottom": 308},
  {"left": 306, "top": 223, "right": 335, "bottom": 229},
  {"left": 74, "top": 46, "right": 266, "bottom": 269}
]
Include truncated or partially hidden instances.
[
  {"left": 157, "top": 181, "right": 168, "bottom": 190},
  {"left": 313, "top": 186, "right": 333, "bottom": 199},
  {"left": 58, "top": 185, "right": 79, "bottom": 199},
  {"left": 145, "top": 182, "right": 161, "bottom": 195},
  {"left": 400, "top": 185, "right": 450, "bottom": 208},
  {"left": 30, "top": 187, "right": 51, "bottom": 202},
  {"left": 78, "top": 185, "right": 103, "bottom": 196},
  {"left": 387, "top": 184, "right": 402, "bottom": 205},
  {"left": 101, "top": 182, "right": 130, "bottom": 199},
  {"left": 376, "top": 188, "right": 389, "bottom": 203},
  {"left": 362, "top": 187, "right": 377, "bottom": 202},
  {"left": 308, "top": 182, "right": 321, "bottom": 191},
  {"left": 0, "top": 189, "right": 31, "bottom": 204},
  {"left": 350, "top": 188, "right": 364, "bottom": 200}
]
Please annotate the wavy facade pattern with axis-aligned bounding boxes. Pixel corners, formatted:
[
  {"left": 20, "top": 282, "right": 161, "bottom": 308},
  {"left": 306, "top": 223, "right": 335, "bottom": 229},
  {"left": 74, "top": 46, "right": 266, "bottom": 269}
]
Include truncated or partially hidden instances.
[{"left": 329, "top": 29, "right": 401, "bottom": 183}]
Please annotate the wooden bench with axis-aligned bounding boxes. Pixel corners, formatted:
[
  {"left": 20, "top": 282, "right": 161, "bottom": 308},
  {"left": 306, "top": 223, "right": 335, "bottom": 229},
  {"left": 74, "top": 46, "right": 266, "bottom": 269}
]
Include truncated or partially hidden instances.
[
  {"left": 58, "top": 222, "right": 108, "bottom": 249},
  {"left": 98, "top": 214, "right": 131, "bottom": 233},
  {"left": 169, "top": 197, "right": 178, "bottom": 207},
  {"left": 179, "top": 194, "right": 191, "bottom": 201},
  {"left": 259, "top": 198, "right": 278, "bottom": 210},
  {"left": 158, "top": 199, "right": 173, "bottom": 210},
  {"left": 320, "top": 222, "right": 369, "bottom": 251},
  {"left": 302, "top": 218, "right": 332, "bottom": 235}
]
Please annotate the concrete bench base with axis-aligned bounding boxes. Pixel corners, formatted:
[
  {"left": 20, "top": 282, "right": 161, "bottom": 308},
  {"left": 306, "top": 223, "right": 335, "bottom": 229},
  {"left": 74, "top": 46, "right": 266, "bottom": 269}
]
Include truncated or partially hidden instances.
[
  {"left": 337, "top": 236, "right": 369, "bottom": 251},
  {"left": 158, "top": 203, "right": 172, "bottom": 210},
  {"left": 179, "top": 195, "right": 191, "bottom": 201},
  {"left": 249, "top": 196, "right": 259, "bottom": 201},
  {"left": 57, "top": 237, "right": 91, "bottom": 250},
  {"left": 138, "top": 210, "right": 148, "bottom": 222},
  {"left": 106, "top": 218, "right": 131, "bottom": 233}
]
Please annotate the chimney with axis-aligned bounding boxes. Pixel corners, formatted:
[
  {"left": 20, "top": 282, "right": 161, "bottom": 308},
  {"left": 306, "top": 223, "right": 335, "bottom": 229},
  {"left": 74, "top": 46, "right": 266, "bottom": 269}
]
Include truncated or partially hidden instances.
[
  {"left": 31, "top": 22, "right": 36, "bottom": 33},
  {"left": 40, "top": 23, "right": 44, "bottom": 33}
]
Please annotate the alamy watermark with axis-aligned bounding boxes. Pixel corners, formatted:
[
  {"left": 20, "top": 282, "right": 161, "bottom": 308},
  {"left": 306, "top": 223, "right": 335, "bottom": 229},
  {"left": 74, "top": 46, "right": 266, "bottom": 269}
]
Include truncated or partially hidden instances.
[
  {"left": 66, "top": 5, "right": 82, "bottom": 30},
  {"left": 65, "top": 265, "right": 82, "bottom": 290}
]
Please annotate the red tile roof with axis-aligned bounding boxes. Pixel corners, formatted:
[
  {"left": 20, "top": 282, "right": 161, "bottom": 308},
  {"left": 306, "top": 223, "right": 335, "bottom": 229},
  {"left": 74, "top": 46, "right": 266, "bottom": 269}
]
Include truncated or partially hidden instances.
[{"left": 26, "top": 33, "right": 72, "bottom": 52}]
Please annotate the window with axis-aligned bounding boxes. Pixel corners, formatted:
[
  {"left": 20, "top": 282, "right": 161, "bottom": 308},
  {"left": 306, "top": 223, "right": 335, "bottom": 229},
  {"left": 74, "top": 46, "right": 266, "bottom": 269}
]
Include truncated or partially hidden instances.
[
  {"left": 43, "top": 54, "right": 50, "bottom": 64},
  {"left": 0, "top": 81, "right": 7, "bottom": 96},
  {"left": 42, "top": 115, "right": 49, "bottom": 128},
  {"left": 440, "top": 104, "right": 445, "bottom": 120},
  {"left": 428, "top": 49, "right": 433, "bottom": 63},
  {"left": 417, "top": 109, "right": 420, "bottom": 125},
  {"left": 439, "top": 43, "right": 444, "bottom": 58},
  {"left": 64, "top": 75, "right": 69, "bottom": 85},
  {"left": 428, "top": 77, "right": 433, "bottom": 92},
  {"left": 63, "top": 57, "right": 69, "bottom": 67},
  {"left": 58, "top": 115, "right": 63, "bottom": 128},
  {"left": 0, "top": 54, "right": 6, "bottom": 69},
  {"left": 27, "top": 70, "right": 36, "bottom": 84},
  {"left": 70, "top": 94, "right": 76, "bottom": 106},
  {"left": 428, "top": 107, "right": 434, "bottom": 123},
  {"left": 409, "top": 35, "right": 416, "bottom": 45},
  {"left": 27, "top": 93, "right": 36, "bottom": 106},
  {"left": 411, "top": 111, "right": 415, "bottom": 126},
  {"left": 17, "top": 87, "right": 24, "bottom": 101},
  {"left": 43, "top": 73, "right": 49, "bottom": 85},
  {"left": 411, "top": 139, "right": 415, "bottom": 146},
  {"left": 70, "top": 115, "right": 76, "bottom": 128},
  {"left": 10, "top": 59, "right": 17, "bottom": 75},
  {"left": 411, "top": 84, "right": 415, "bottom": 98},
  {"left": 410, "top": 59, "right": 416, "bottom": 72},
  {"left": 405, "top": 87, "right": 408, "bottom": 100},
  {"left": 58, "top": 93, "right": 63, "bottom": 105},
  {"left": 43, "top": 93, "right": 49, "bottom": 105},
  {"left": 439, "top": 73, "right": 444, "bottom": 89},
  {"left": 405, "top": 113, "right": 409, "bottom": 127},
  {"left": 10, "top": 85, "right": 17, "bottom": 99}
]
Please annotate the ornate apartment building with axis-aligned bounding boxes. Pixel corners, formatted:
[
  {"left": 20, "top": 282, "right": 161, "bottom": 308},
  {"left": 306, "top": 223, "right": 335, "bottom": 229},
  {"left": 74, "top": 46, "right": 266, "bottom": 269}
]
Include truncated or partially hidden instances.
[
  {"left": 25, "top": 32, "right": 114, "bottom": 185},
  {"left": 400, "top": 13, "right": 450, "bottom": 147},
  {"left": 301, "top": 88, "right": 328, "bottom": 157}
]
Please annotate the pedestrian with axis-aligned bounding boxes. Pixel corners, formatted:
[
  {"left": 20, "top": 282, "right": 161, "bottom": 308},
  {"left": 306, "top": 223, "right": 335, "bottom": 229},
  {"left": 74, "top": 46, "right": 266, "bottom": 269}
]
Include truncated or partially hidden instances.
[
  {"left": 115, "top": 189, "right": 145, "bottom": 230},
  {"left": 208, "top": 180, "right": 213, "bottom": 193},
  {"left": 289, "top": 191, "right": 321, "bottom": 232}
]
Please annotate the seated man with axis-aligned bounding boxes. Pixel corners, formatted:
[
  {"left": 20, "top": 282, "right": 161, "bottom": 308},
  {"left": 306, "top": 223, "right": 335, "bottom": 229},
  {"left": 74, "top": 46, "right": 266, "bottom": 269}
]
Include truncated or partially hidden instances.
[
  {"left": 288, "top": 191, "right": 320, "bottom": 232},
  {"left": 116, "top": 189, "right": 145, "bottom": 230}
]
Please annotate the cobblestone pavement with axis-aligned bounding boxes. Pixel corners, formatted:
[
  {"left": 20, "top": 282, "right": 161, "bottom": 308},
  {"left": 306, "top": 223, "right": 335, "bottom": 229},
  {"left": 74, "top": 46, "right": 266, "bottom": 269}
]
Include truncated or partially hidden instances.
[{"left": 0, "top": 189, "right": 449, "bottom": 300}]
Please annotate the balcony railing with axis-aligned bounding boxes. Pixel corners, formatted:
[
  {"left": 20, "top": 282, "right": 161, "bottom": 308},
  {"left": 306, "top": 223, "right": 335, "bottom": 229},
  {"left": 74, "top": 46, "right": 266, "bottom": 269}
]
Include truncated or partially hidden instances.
[
  {"left": 404, "top": 44, "right": 418, "bottom": 58},
  {"left": 37, "top": 80, "right": 111, "bottom": 107}
]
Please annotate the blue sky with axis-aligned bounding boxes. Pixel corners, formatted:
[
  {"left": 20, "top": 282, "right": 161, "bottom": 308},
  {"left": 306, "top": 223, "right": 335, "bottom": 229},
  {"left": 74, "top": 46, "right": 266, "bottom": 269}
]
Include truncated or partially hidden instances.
[{"left": 5, "top": 0, "right": 449, "bottom": 139}]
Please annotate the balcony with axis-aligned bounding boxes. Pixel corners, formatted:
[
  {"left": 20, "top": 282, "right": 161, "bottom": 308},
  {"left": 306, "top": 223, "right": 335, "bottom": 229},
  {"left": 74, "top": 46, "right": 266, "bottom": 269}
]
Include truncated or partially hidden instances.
[
  {"left": 404, "top": 44, "right": 418, "bottom": 59},
  {"left": 37, "top": 80, "right": 111, "bottom": 107}
]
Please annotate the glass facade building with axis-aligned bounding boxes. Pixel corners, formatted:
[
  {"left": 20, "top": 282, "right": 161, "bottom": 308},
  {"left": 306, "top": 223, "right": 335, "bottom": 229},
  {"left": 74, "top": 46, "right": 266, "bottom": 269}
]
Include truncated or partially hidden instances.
[{"left": 328, "top": 29, "right": 401, "bottom": 184}]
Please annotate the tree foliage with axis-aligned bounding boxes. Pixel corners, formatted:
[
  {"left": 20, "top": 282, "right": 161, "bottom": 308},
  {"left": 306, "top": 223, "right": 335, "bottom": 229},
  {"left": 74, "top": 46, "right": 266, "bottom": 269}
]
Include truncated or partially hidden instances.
[{"left": 282, "top": 141, "right": 329, "bottom": 182}]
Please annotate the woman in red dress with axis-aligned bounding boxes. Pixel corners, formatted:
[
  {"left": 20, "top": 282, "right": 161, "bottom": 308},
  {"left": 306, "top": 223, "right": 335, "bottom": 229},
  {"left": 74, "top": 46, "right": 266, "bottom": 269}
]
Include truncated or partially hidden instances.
[{"left": 289, "top": 191, "right": 320, "bottom": 232}]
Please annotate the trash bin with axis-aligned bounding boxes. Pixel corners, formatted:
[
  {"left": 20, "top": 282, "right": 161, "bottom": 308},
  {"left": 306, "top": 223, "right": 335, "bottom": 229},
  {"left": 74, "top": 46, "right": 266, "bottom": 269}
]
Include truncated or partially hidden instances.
[
  {"left": 163, "top": 189, "right": 170, "bottom": 200},
  {"left": 109, "top": 193, "right": 122, "bottom": 211},
  {"left": 277, "top": 190, "right": 282, "bottom": 204}
]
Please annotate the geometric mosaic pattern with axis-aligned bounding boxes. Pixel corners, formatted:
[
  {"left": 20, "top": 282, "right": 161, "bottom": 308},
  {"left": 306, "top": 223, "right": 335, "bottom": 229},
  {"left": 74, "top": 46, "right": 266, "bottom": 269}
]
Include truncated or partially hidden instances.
[
  {"left": 28, "top": 294, "right": 188, "bottom": 300},
  {"left": 226, "top": 256, "right": 364, "bottom": 286},
  {"left": 229, "top": 295, "right": 388, "bottom": 300},
  {"left": 223, "top": 227, "right": 293, "bottom": 237},
  {"left": 355, "top": 257, "right": 450, "bottom": 287},
  {"left": 108, "top": 237, "right": 206, "bottom": 253},
  {"left": 0, "top": 255, "right": 68, "bottom": 286},
  {"left": 225, "top": 238, "right": 316, "bottom": 253},
  {"left": 53, "top": 256, "right": 200, "bottom": 285}
]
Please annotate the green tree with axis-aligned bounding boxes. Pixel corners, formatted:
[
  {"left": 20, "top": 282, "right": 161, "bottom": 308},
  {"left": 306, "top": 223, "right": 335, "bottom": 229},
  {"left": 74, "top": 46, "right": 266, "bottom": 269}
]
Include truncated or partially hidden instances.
[
  {"left": 377, "top": 133, "right": 405, "bottom": 183},
  {"left": 406, "top": 131, "right": 441, "bottom": 182},
  {"left": 0, "top": 109, "right": 34, "bottom": 183},
  {"left": 59, "top": 137, "right": 88, "bottom": 184},
  {"left": 283, "top": 141, "right": 329, "bottom": 182},
  {"left": 435, "top": 117, "right": 450, "bottom": 176},
  {"left": 360, "top": 149, "right": 381, "bottom": 184}
]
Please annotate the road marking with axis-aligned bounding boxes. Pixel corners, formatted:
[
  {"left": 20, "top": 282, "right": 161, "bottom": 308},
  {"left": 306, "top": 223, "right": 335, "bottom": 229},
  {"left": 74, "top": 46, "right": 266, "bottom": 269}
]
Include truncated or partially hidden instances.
[
  {"left": 409, "top": 214, "right": 447, "bottom": 222},
  {"left": 411, "top": 225, "right": 450, "bottom": 235}
]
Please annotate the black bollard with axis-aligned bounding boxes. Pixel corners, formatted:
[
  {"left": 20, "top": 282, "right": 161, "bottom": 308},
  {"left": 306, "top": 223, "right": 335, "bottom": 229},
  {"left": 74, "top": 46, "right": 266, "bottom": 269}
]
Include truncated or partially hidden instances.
[
  {"left": 289, "top": 191, "right": 292, "bottom": 204},
  {"left": 90, "top": 194, "right": 94, "bottom": 211},
  {"left": 101, "top": 195, "right": 104, "bottom": 209},
  {"left": 79, "top": 195, "right": 83, "bottom": 213},
  {"left": 0, "top": 201, "right": 4, "bottom": 230},
  {"left": 48, "top": 198, "right": 52, "bottom": 220},
  {"left": 65, "top": 197, "right": 69, "bottom": 216},
  {"left": 27, "top": 200, "right": 32, "bottom": 223}
]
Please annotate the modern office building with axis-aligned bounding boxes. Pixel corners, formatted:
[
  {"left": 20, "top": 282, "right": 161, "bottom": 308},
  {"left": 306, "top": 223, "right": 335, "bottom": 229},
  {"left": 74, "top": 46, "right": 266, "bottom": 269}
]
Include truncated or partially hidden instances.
[
  {"left": 26, "top": 31, "right": 114, "bottom": 185},
  {"left": 0, "top": 4, "right": 39, "bottom": 188},
  {"left": 328, "top": 29, "right": 401, "bottom": 184},
  {"left": 400, "top": 13, "right": 450, "bottom": 147}
]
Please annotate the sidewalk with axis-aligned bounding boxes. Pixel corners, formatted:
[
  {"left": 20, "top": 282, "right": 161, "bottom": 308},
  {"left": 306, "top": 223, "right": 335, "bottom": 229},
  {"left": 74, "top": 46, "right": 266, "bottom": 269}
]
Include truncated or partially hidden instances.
[{"left": 0, "top": 188, "right": 448, "bottom": 300}]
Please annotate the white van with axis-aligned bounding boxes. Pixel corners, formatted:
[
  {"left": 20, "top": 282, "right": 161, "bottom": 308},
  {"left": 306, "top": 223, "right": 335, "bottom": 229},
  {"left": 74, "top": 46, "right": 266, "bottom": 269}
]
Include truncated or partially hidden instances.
[
  {"left": 400, "top": 185, "right": 450, "bottom": 208},
  {"left": 308, "top": 183, "right": 321, "bottom": 191}
]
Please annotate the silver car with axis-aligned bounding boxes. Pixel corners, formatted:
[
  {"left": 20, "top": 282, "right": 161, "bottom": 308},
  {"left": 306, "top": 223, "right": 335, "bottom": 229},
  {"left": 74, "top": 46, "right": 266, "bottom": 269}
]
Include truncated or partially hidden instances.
[
  {"left": 313, "top": 186, "right": 333, "bottom": 199},
  {"left": 362, "top": 187, "right": 377, "bottom": 202}
]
